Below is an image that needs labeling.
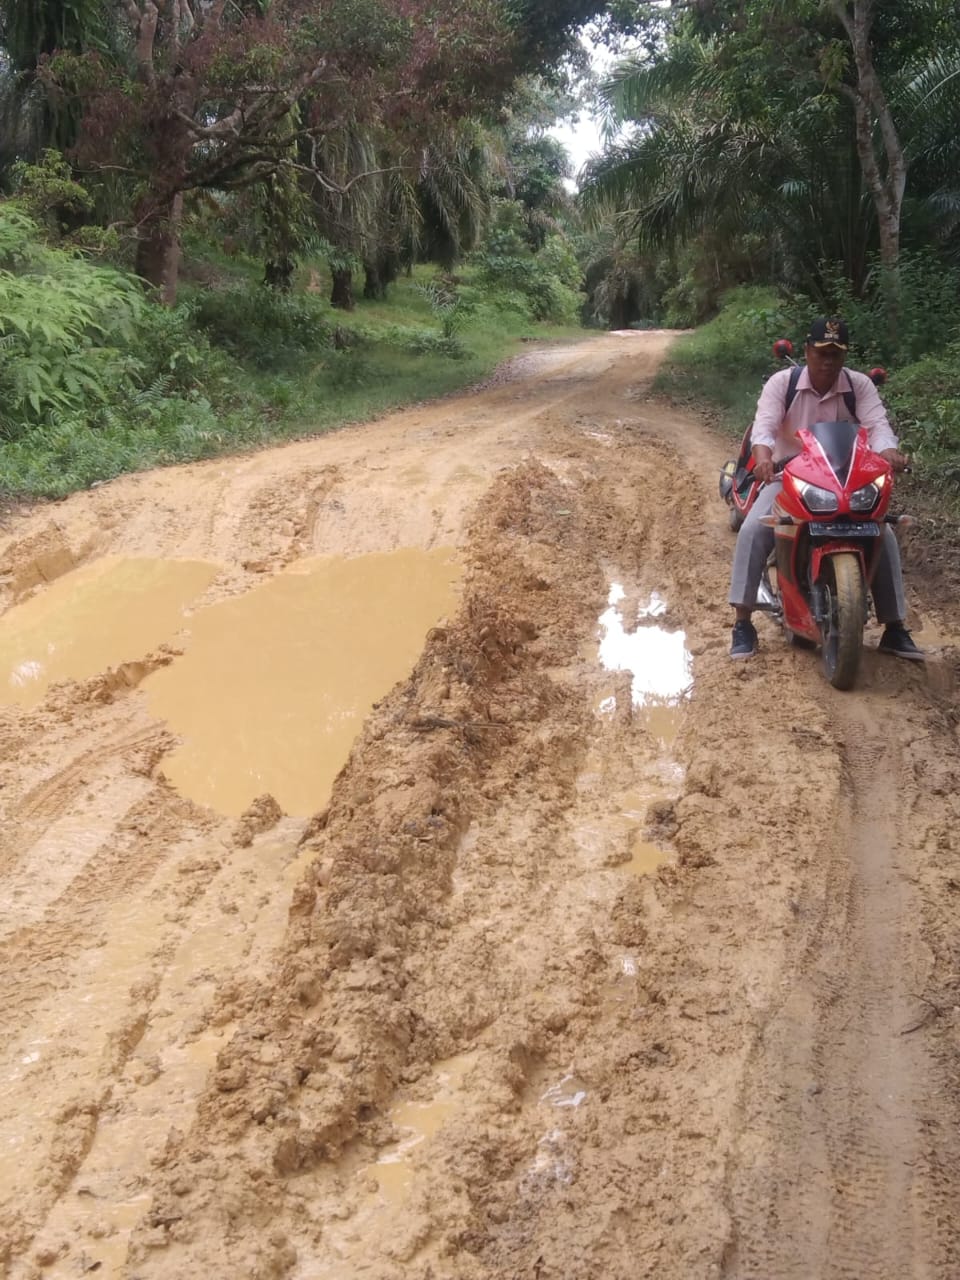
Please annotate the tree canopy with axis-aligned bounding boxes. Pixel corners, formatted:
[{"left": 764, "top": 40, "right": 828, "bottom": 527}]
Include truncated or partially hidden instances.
[
  {"left": 579, "top": 0, "right": 960, "bottom": 345},
  {"left": 0, "top": 0, "right": 608, "bottom": 300}
]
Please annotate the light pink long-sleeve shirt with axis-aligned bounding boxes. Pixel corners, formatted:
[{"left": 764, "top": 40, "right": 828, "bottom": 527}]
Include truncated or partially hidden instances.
[{"left": 751, "top": 366, "right": 899, "bottom": 462}]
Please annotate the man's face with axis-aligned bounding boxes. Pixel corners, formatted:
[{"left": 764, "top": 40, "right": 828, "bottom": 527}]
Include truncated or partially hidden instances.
[{"left": 805, "top": 341, "right": 847, "bottom": 387}]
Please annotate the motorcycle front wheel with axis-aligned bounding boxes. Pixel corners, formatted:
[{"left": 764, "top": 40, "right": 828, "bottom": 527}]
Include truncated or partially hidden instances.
[{"left": 820, "top": 552, "right": 866, "bottom": 690}]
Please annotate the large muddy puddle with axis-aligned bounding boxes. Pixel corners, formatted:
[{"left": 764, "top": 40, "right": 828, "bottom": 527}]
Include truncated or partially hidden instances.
[
  {"left": 0, "top": 558, "right": 219, "bottom": 706},
  {"left": 144, "top": 549, "right": 461, "bottom": 816},
  {"left": 0, "top": 548, "right": 462, "bottom": 816}
]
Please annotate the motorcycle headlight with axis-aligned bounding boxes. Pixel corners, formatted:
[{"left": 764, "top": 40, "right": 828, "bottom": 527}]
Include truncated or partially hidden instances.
[
  {"left": 795, "top": 481, "right": 839, "bottom": 514},
  {"left": 850, "top": 482, "right": 880, "bottom": 512}
]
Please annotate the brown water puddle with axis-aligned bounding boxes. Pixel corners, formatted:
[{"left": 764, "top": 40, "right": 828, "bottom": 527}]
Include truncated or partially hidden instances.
[
  {"left": 144, "top": 549, "right": 461, "bottom": 817},
  {"left": 575, "top": 585, "right": 692, "bottom": 885},
  {"left": 619, "top": 792, "right": 669, "bottom": 875},
  {"left": 292, "top": 1052, "right": 478, "bottom": 1279},
  {"left": 364, "top": 1050, "right": 478, "bottom": 1204},
  {"left": 0, "top": 558, "right": 219, "bottom": 706},
  {"left": 569, "top": 791, "right": 669, "bottom": 883}
]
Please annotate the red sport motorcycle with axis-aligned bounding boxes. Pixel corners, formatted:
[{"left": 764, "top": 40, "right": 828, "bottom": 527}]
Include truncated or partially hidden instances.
[
  {"left": 752, "top": 420, "right": 911, "bottom": 690},
  {"left": 719, "top": 339, "right": 889, "bottom": 532}
]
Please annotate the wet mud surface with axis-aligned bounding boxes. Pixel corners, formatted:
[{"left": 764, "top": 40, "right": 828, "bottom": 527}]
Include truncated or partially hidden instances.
[{"left": 1, "top": 334, "right": 959, "bottom": 1278}]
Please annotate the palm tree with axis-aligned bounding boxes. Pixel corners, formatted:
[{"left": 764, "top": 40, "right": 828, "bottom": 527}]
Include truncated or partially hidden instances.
[
  {"left": 580, "top": 38, "right": 876, "bottom": 300},
  {"left": 898, "top": 48, "right": 960, "bottom": 255},
  {"left": 308, "top": 117, "right": 500, "bottom": 308},
  {"left": 415, "top": 121, "right": 501, "bottom": 270},
  {"left": 0, "top": 0, "right": 108, "bottom": 172}
]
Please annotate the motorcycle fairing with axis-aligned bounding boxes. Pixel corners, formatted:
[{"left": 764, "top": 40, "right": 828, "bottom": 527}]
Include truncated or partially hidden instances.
[
  {"left": 774, "top": 525, "right": 818, "bottom": 636},
  {"left": 805, "top": 420, "right": 860, "bottom": 485},
  {"left": 784, "top": 422, "right": 889, "bottom": 514}
]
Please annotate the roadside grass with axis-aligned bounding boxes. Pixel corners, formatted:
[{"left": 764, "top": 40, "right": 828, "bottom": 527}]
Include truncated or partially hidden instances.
[{"left": 0, "top": 254, "right": 584, "bottom": 501}]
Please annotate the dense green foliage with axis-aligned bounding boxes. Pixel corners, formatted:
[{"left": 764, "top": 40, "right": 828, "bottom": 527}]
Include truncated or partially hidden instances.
[
  {"left": 474, "top": 202, "right": 583, "bottom": 324},
  {"left": 579, "top": 0, "right": 960, "bottom": 335},
  {"left": 0, "top": 0, "right": 603, "bottom": 498},
  {"left": 0, "top": 201, "right": 583, "bottom": 498},
  {"left": 0, "top": 206, "right": 142, "bottom": 427},
  {"left": 577, "top": 0, "right": 960, "bottom": 501},
  {"left": 0, "top": 0, "right": 608, "bottom": 302}
]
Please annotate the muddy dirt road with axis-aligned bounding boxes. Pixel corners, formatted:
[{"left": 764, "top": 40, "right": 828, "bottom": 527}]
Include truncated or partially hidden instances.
[{"left": 1, "top": 333, "right": 959, "bottom": 1279}]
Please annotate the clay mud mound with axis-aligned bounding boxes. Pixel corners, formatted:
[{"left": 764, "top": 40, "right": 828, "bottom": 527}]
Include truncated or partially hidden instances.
[{"left": 0, "top": 334, "right": 959, "bottom": 1280}]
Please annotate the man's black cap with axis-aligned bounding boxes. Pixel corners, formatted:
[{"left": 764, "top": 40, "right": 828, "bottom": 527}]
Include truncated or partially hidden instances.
[{"left": 806, "top": 317, "right": 849, "bottom": 349}]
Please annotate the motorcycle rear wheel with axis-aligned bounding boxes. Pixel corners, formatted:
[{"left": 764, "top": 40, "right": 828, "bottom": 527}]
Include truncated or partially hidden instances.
[{"left": 820, "top": 552, "right": 865, "bottom": 690}]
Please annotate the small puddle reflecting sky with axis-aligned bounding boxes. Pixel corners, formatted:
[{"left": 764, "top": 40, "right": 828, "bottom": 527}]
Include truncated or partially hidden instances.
[
  {"left": 144, "top": 549, "right": 461, "bottom": 817},
  {"left": 598, "top": 585, "right": 693, "bottom": 710}
]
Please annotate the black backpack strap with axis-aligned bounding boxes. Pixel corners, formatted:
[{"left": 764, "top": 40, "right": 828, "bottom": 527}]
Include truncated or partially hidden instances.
[
  {"left": 785, "top": 365, "right": 858, "bottom": 419},
  {"left": 842, "top": 369, "right": 857, "bottom": 419},
  {"left": 784, "top": 364, "right": 802, "bottom": 413}
]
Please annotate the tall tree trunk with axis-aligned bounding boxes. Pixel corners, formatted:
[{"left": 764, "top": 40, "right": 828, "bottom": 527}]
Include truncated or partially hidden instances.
[
  {"left": 331, "top": 268, "right": 355, "bottom": 311},
  {"left": 363, "top": 260, "right": 385, "bottom": 300},
  {"left": 609, "top": 292, "right": 628, "bottom": 331},
  {"left": 834, "top": 0, "right": 907, "bottom": 345},
  {"left": 363, "top": 252, "right": 400, "bottom": 300},
  {"left": 264, "top": 257, "right": 295, "bottom": 291},
  {"left": 134, "top": 191, "right": 184, "bottom": 306}
]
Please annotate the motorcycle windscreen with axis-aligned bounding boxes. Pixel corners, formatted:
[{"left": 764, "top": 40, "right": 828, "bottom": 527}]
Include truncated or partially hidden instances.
[{"left": 806, "top": 419, "right": 859, "bottom": 484}]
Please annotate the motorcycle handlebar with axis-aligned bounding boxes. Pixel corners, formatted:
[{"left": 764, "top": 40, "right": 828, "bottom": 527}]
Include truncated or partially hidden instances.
[{"left": 755, "top": 458, "right": 911, "bottom": 486}]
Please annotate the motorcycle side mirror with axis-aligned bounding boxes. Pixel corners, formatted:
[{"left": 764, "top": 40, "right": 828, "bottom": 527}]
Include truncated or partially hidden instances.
[
  {"left": 772, "top": 339, "right": 794, "bottom": 359},
  {"left": 869, "top": 366, "right": 888, "bottom": 386}
]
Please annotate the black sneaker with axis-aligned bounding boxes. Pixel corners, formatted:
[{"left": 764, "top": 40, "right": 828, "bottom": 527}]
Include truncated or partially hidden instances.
[
  {"left": 730, "top": 619, "right": 758, "bottom": 659},
  {"left": 877, "top": 623, "right": 925, "bottom": 662}
]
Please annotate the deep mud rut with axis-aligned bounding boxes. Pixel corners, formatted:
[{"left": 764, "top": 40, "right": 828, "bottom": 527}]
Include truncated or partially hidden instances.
[{"left": 2, "top": 333, "right": 960, "bottom": 1279}]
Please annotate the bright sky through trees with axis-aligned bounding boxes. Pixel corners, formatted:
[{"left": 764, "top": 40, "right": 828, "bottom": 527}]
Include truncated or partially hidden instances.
[{"left": 548, "top": 30, "right": 628, "bottom": 189}]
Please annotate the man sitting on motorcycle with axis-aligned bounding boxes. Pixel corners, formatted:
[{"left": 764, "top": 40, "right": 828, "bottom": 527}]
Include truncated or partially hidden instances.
[{"left": 728, "top": 316, "right": 923, "bottom": 661}]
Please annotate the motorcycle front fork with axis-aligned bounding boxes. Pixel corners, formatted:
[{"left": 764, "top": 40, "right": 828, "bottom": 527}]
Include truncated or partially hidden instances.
[{"left": 757, "top": 555, "right": 871, "bottom": 627}]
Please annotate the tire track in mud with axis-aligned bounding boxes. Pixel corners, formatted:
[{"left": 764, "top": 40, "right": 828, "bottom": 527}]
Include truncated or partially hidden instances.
[
  {"left": 0, "top": 724, "right": 165, "bottom": 870},
  {"left": 720, "top": 674, "right": 960, "bottom": 1278}
]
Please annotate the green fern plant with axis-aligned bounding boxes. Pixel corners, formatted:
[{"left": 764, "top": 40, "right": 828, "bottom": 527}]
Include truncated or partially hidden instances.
[{"left": 0, "top": 202, "right": 143, "bottom": 434}]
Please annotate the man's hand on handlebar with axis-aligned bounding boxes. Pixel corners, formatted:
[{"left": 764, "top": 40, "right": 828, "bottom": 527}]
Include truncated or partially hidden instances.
[
  {"left": 880, "top": 448, "right": 910, "bottom": 473},
  {"left": 752, "top": 445, "right": 775, "bottom": 485}
]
